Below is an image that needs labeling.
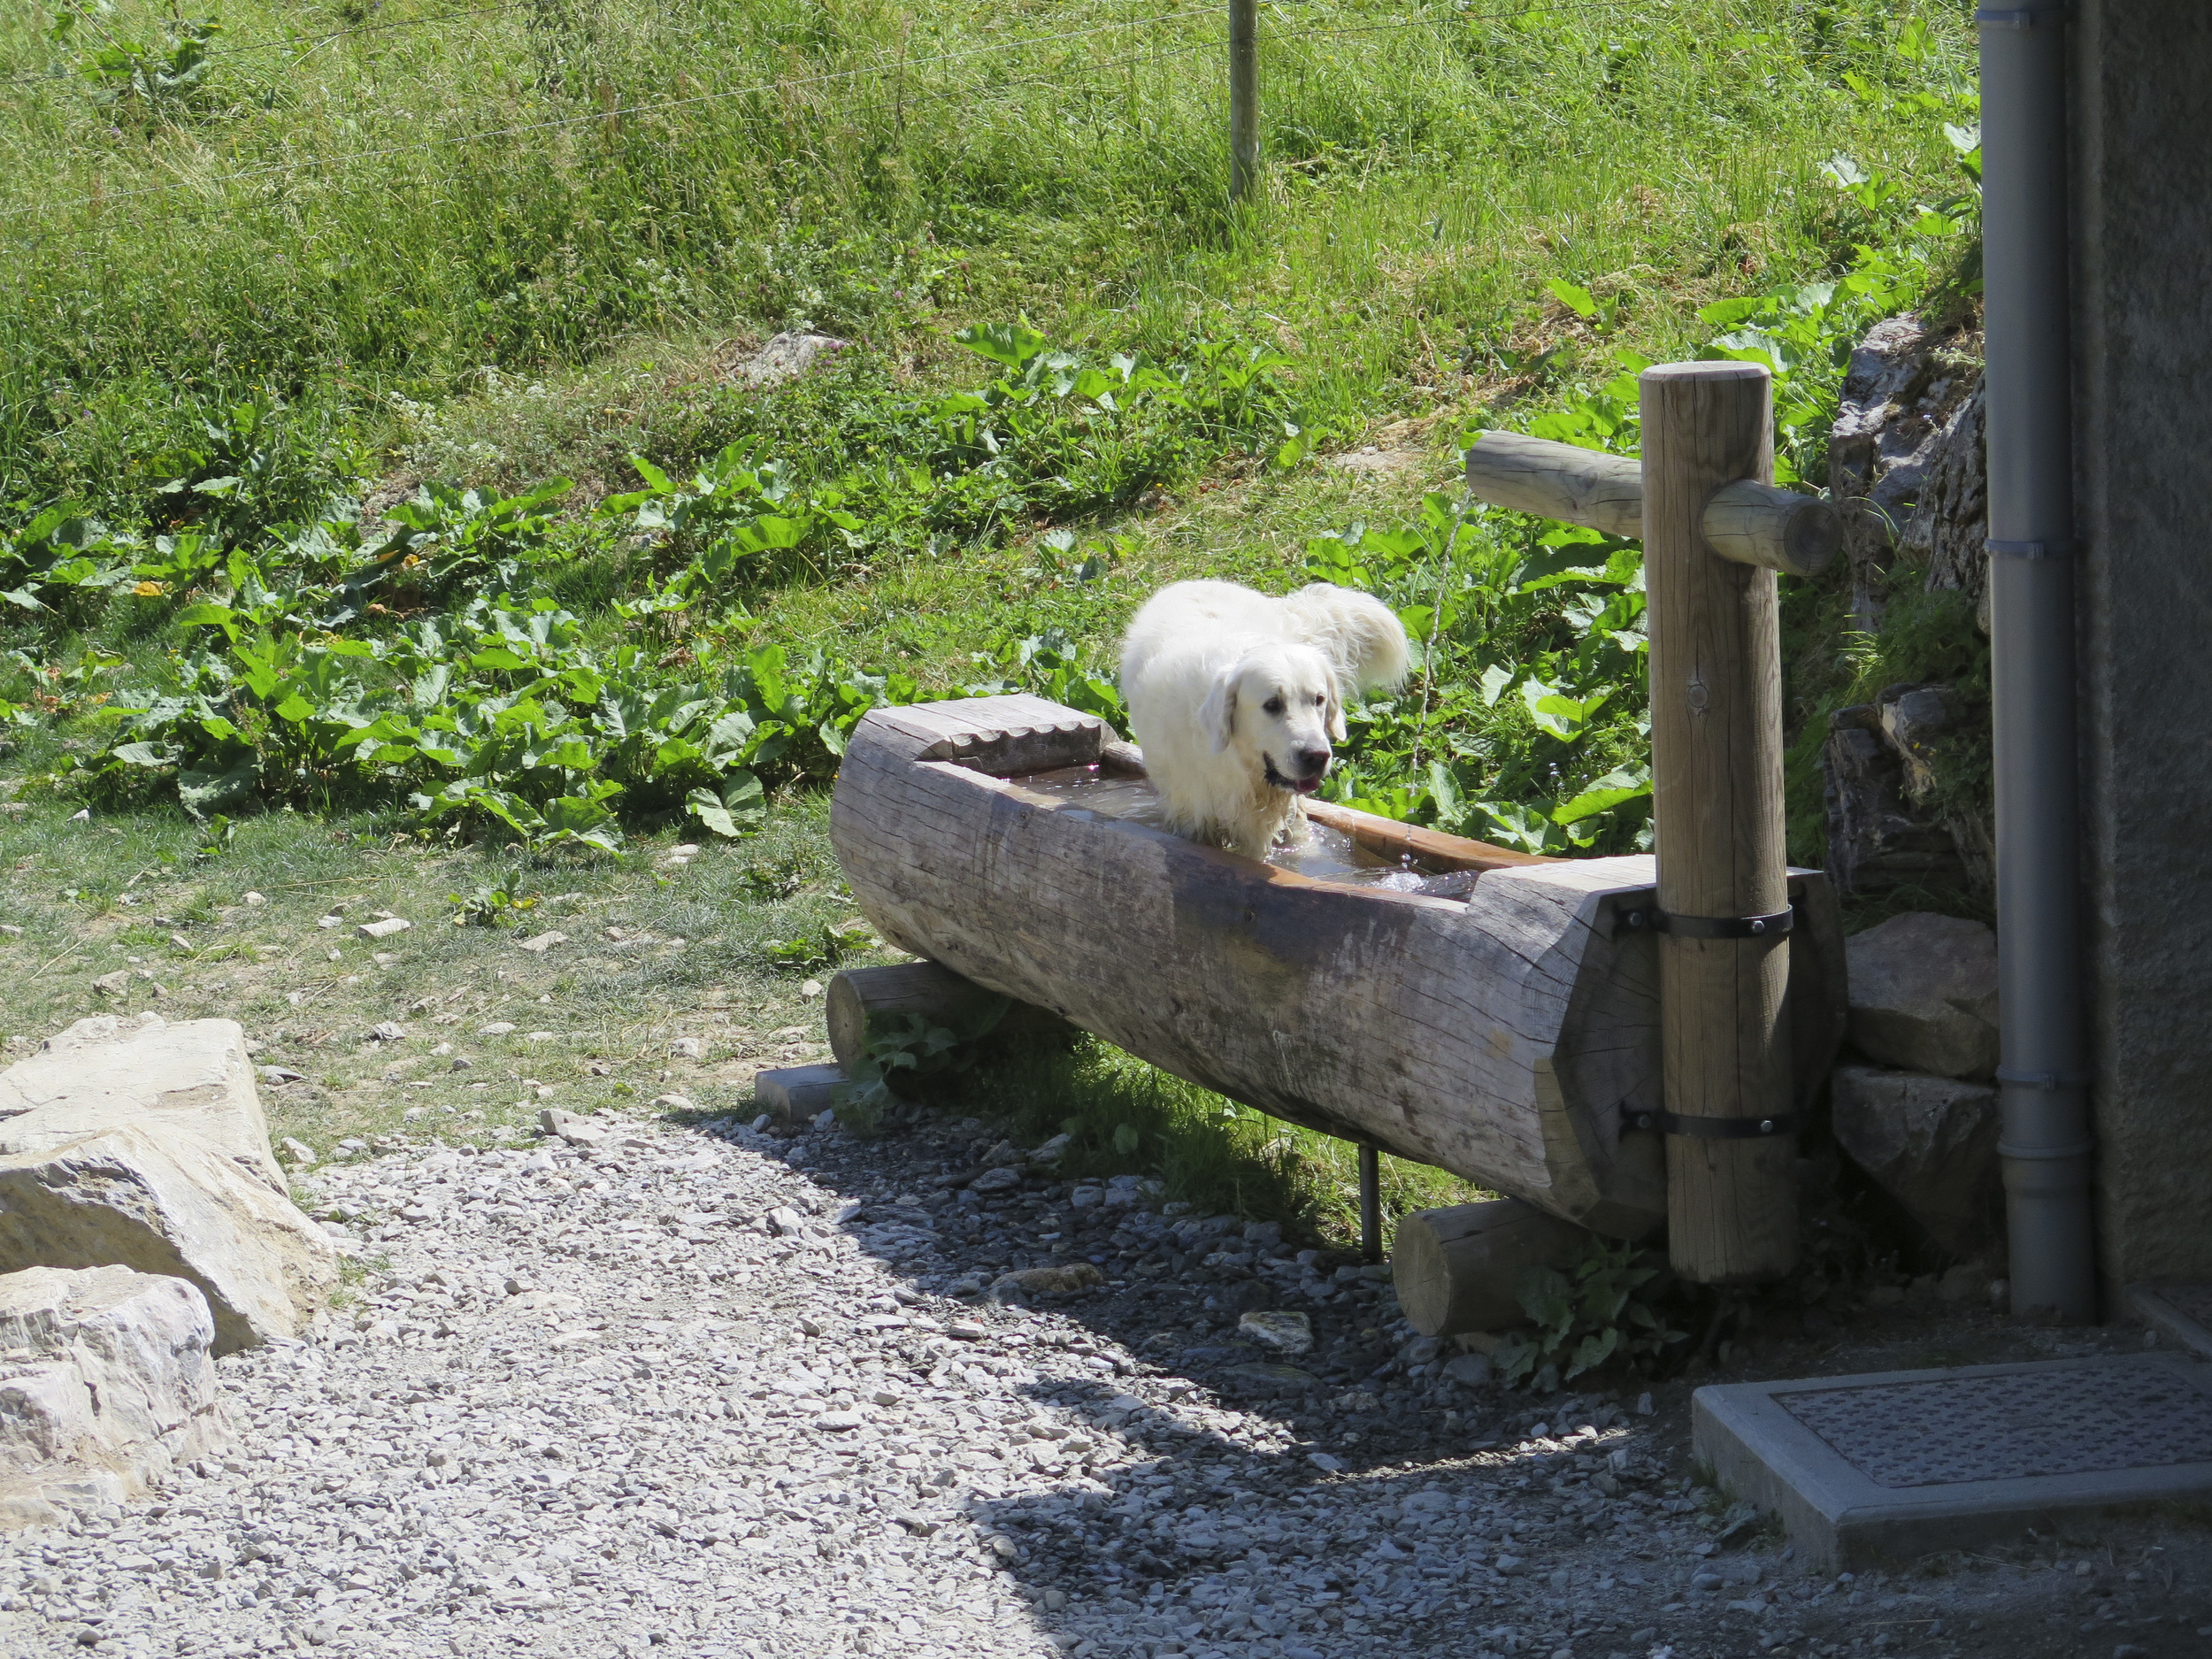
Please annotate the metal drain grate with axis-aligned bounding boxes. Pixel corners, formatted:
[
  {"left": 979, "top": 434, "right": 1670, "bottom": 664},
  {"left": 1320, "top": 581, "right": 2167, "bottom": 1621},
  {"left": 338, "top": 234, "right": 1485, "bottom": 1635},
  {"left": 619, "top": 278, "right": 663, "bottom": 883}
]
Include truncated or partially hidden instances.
[{"left": 1779, "top": 1365, "right": 2212, "bottom": 1488}]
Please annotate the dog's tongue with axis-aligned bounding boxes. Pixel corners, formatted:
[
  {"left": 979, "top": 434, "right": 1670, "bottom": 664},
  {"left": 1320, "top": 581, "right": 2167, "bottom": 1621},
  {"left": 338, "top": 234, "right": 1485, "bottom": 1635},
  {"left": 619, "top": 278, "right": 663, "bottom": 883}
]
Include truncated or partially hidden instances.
[{"left": 1294, "top": 777, "right": 1322, "bottom": 795}]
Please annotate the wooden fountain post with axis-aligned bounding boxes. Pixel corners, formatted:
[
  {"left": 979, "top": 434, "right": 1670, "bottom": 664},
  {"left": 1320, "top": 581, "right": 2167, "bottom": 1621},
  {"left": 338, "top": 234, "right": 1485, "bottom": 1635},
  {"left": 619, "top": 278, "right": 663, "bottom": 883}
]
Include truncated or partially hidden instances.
[{"left": 1640, "top": 362, "right": 1799, "bottom": 1284}]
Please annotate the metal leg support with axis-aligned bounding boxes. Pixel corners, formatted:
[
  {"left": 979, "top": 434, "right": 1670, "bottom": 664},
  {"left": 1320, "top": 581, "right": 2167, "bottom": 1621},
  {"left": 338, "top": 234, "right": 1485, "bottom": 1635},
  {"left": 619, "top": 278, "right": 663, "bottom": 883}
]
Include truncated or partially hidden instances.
[{"left": 1358, "top": 1143, "right": 1382, "bottom": 1264}]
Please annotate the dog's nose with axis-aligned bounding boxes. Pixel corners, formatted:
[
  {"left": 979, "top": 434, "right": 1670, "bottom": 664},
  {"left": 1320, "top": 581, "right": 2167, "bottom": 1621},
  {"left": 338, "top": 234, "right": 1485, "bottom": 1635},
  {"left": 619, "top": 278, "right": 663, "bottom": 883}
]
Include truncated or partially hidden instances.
[{"left": 1294, "top": 748, "right": 1332, "bottom": 777}]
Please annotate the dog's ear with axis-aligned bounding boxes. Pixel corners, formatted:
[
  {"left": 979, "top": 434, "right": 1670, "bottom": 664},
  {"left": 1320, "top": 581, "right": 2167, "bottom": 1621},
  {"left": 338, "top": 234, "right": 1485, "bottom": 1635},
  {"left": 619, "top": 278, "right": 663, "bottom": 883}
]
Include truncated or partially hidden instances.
[
  {"left": 1199, "top": 672, "right": 1238, "bottom": 753},
  {"left": 1325, "top": 680, "right": 1348, "bottom": 742}
]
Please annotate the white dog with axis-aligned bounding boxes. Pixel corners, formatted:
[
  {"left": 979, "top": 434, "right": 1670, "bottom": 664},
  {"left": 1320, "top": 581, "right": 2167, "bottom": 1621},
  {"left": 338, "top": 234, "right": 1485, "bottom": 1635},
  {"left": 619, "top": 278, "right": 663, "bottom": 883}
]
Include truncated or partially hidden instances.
[{"left": 1118, "top": 580, "right": 1409, "bottom": 859}]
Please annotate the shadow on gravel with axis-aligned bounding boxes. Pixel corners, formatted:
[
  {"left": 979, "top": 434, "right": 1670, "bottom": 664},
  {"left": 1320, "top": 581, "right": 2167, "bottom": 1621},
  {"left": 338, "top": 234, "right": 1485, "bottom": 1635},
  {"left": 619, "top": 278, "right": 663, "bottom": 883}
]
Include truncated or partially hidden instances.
[
  {"left": 965, "top": 1379, "right": 1575, "bottom": 1657},
  {"left": 690, "top": 1110, "right": 1676, "bottom": 1657}
]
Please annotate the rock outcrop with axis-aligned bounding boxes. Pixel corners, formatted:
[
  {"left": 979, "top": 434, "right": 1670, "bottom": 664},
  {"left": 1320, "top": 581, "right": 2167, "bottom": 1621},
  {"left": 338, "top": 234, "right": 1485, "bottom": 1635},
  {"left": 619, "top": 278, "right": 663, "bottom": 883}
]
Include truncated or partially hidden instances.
[
  {"left": 0, "top": 1264, "right": 228, "bottom": 1529},
  {"left": 740, "top": 332, "right": 849, "bottom": 388},
  {"left": 1824, "top": 689, "right": 1974, "bottom": 897},
  {"left": 1831, "top": 1065, "right": 2003, "bottom": 1258},
  {"left": 1844, "top": 911, "right": 2000, "bottom": 1079},
  {"left": 0, "top": 1016, "right": 338, "bottom": 1352},
  {"left": 1821, "top": 314, "right": 1993, "bottom": 900},
  {"left": 1828, "top": 316, "right": 1986, "bottom": 633}
]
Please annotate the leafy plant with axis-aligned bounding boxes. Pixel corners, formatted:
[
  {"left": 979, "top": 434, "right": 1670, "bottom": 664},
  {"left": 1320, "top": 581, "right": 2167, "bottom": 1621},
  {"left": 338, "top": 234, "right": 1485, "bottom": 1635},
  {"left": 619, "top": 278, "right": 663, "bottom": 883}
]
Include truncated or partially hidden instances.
[
  {"left": 192, "top": 813, "right": 236, "bottom": 861},
  {"left": 835, "top": 998, "right": 1010, "bottom": 1133},
  {"left": 142, "top": 397, "right": 340, "bottom": 548},
  {"left": 737, "top": 850, "right": 810, "bottom": 901},
  {"left": 758, "top": 919, "right": 873, "bottom": 973},
  {"left": 448, "top": 868, "right": 541, "bottom": 927},
  {"left": 0, "top": 504, "right": 131, "bottom": 619},
  {"left": 1492, "top": 1237, "right": 1686, "bottom": 1393},
  {"left": 52, "top": 2, "right": 227, "bottom": 128},
  {"left": 330, "top": 480, "right": 575, "bottom": 621}
]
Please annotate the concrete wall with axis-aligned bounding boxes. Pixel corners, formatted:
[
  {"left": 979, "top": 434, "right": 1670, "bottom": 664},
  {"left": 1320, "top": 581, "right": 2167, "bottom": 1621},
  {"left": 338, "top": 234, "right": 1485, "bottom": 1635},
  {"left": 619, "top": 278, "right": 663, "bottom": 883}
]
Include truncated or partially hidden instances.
[{"left": 2072, "top": 1, "right": 2212, "bottom": 1291}]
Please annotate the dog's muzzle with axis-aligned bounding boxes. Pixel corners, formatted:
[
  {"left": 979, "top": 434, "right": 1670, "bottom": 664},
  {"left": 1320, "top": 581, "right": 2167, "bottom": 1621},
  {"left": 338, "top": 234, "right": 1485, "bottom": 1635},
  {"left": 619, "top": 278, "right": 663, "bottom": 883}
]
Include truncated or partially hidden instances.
[{"left": 1264, "top": 755, "right": 1328, "bottom": 796}]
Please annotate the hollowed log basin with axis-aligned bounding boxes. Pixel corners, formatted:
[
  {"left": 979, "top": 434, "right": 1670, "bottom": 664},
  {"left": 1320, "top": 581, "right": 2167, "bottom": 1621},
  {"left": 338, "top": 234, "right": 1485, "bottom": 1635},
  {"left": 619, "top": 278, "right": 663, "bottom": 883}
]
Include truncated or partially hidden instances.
[{"left": 830, "top": 695, "right": 1846, "bottom": 1237}]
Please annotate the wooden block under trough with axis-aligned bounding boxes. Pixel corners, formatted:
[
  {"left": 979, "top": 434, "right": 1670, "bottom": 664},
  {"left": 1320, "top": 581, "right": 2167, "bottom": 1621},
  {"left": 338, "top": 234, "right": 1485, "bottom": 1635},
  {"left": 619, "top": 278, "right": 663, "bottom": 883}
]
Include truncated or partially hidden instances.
[
  {"left": 753, "top": 1064, "right": 847, "bottom": 1125},
  {"left": 825, "top": 961, "right": 1074, "bottom": 1073},
  {"left": 1394, "top": 1198, "right": 1601, "bottom": 1338}
]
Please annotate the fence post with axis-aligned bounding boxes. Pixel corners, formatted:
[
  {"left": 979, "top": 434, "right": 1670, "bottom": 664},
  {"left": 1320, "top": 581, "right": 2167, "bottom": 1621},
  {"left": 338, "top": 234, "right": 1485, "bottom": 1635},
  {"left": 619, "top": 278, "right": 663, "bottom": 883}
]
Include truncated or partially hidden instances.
[
  {"left": 1640, "top": 361, "right": 1799, "bottom": 1285},
  {"left": 1228, "top": 0, "right": 1259, "bottom": 204}
]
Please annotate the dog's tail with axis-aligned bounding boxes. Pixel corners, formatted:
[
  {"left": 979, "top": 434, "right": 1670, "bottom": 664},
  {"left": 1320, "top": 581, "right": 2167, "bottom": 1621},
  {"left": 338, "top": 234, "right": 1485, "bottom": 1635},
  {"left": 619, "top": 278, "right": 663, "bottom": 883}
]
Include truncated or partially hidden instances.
[{"left": 1283, "top": 582, "right": 1411, "bottom": 693}]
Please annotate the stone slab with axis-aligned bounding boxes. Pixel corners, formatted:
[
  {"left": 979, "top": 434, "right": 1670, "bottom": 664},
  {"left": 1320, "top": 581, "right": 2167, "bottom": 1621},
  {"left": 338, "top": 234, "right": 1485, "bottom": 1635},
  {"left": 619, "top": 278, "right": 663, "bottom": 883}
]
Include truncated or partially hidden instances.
[
  {"left": 2130, "top": 1284, "right": 2212, "bottom": 1360},
  {"left": 753, "top": 1065, "right": 846, "bottom": 1125},
  {"left": 1693, "top": 1354, "right": 2212, "bottom": 1571},
  {"left": 0, "top": 1017, "right": 338, "bottom": 1351},
  {"left": 0, "top": 1264, "right": 228, "bottom": 1529}
]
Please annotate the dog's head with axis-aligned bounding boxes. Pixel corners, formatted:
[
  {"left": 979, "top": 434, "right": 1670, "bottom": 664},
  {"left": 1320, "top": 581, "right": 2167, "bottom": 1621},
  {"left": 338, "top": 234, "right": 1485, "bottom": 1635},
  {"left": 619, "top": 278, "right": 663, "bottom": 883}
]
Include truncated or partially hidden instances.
[{"left": 1197, "top": 641, "right": 1343, "bottom": 795}]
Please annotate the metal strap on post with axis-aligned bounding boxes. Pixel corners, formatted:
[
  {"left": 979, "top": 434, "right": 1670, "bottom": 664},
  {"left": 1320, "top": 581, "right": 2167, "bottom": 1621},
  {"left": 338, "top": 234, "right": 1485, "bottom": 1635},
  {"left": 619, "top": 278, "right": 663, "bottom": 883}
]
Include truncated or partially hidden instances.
[
  {"left": 1986, "top": 537, "right": 2078, "bottom": 560},
  {"left": 1620, "top": 1104, "right": 1801, "bottom": 1140},
  {"left": 1618, "top": 905, "right": 1794, "bottom": 940}
]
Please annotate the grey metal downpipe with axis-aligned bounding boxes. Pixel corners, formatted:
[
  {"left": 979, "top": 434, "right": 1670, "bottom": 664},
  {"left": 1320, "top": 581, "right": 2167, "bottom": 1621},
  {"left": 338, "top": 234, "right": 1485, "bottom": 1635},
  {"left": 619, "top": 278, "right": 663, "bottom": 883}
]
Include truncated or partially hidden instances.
[{"left": 1980, "top": 2, "right": 2097, "bottom": 1323}]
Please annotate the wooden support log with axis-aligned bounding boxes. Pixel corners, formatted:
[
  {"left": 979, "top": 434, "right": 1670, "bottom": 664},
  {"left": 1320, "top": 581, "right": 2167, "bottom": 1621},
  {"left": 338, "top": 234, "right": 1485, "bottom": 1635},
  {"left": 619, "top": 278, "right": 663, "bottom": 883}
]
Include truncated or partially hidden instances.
[
  {"left": 1641, "top": 362, "right": 1798, "bottom": 1286},
  {"left": 835, "top": 699, "right": 1658, "bottom": 1233},
  {"left": 1393, "top": 1198, "right": 1599, "bottom": 1338},
  {"left": 825, "top": 961, "right": 1074, "bottom": 1073},
  {"left": 829, "top": 694, "right": 1849, "bottom": 1238},
  {"left": 1463, "top": 430, "right": 1839, "bottom": 579}
]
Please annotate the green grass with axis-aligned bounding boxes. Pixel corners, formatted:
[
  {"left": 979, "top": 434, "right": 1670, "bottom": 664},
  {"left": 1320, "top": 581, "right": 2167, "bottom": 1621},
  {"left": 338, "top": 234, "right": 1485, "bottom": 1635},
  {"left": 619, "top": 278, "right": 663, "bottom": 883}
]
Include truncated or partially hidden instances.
[
  {"left": 0, "top": 0, "right": 1986, "bottom": 1229},
  {"left": 0, "top": 0, "right": 1977, "bottom": 519}
]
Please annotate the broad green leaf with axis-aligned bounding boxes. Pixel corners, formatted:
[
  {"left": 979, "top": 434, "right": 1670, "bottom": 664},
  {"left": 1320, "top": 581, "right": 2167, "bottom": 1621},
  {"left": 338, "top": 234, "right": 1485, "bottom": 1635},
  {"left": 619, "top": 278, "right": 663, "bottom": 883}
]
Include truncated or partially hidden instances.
[
  {"left": 953, "top": 321, "right": 1049, "bottom": 371},
  {"left": 1553, "top": 768, "right": 1652, "bottom": 826},
  {"left": 1546, "top": 278, "right": 1599, "bottom": 319},
  {"left": 178, "top": 756, "right": 257, "bottom": 819}
]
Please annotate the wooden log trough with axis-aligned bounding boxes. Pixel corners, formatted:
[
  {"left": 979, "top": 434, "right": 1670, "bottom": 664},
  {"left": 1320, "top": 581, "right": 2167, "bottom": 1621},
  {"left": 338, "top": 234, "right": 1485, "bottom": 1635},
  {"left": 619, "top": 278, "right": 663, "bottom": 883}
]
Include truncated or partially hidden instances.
[{"left": 830, "top": 692, "right": 1847, "bottom": 1240}]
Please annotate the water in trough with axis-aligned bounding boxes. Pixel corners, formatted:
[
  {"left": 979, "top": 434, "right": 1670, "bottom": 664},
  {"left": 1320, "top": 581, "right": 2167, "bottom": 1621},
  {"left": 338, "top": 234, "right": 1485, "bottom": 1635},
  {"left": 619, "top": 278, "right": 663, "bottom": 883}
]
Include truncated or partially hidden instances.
[{"left": 1004, "top": 764, "right": 1469, "bottom": 895}]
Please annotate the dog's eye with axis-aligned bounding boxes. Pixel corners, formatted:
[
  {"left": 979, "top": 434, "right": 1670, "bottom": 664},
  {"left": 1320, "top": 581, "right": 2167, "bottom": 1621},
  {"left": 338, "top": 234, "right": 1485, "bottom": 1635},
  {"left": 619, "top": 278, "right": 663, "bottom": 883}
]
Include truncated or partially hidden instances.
[{"left": 1262, "top": 696, "right": 1285, "bottom": 716}]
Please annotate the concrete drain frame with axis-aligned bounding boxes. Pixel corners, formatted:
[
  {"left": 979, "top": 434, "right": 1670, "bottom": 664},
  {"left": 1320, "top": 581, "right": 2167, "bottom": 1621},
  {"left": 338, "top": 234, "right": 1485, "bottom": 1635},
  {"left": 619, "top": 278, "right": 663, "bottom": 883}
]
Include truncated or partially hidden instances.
[{"left": 1693, "top": 1353, "right": 2212, "bottom": 1570}]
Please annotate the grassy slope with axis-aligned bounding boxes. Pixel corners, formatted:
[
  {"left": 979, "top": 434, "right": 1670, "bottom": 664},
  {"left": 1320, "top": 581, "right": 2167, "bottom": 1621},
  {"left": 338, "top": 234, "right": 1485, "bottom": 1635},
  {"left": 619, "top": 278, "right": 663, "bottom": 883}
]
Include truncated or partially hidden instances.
[{"left": 0, "top": 0, "right": 1980, "bottom": 1240}]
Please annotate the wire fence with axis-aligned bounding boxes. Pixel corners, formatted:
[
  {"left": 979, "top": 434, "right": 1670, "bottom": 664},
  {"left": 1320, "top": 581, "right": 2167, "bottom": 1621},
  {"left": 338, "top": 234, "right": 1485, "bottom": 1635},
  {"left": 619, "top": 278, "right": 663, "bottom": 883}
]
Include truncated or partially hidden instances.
[
  {"left": 0, "top": 1, "right": 539, "bottom": 92},
  {"left": 0, "top": 0, "right": 1228, "bottom": 94},
  {"left": 0, "top": 5, "right": 1247, "bottom": 223}
]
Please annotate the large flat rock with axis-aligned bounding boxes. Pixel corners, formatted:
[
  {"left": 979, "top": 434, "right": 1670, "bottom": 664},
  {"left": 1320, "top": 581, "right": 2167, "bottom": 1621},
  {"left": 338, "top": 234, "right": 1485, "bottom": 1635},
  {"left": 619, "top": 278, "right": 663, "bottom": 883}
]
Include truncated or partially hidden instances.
[
  {"left": 0, "top": 1016, "right": 337, "bottom": 1351},
  {"left": 0, "top": 1013, "right": 282, "bottom": 1184},
  {"left": 0, "top": 1264, "right": 228, "bottom": 1529},
  {"left": 1831, "top": 1064, "right": 2001, "bottom": 1257},
  {"left": 1843, "top": 911, "right": 1999, "bottom": 1079}
]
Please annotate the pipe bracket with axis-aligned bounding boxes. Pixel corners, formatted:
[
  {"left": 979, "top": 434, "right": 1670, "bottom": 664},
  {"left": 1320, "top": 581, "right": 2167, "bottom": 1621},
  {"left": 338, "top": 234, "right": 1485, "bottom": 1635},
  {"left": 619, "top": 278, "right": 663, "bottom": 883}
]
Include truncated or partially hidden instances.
[
  {"left": 1985, "top": 537, "right": 2078, "bottom": 560},
  {"left": 1976, "top": 4, "right": 2069, "bottom": 27},
  {"left": 1997, "top": 1138, "right": 2096, "bottom": 1162},
  {"left": 1621, "top": 1105, "right": 1801, "bottom": 1139},
  {"left": 1995, "top": 1065, "right": 2093, "bottom": 1088},
  {"left": 1619, "top": 905, "right": 1793, "bottom": 940}
]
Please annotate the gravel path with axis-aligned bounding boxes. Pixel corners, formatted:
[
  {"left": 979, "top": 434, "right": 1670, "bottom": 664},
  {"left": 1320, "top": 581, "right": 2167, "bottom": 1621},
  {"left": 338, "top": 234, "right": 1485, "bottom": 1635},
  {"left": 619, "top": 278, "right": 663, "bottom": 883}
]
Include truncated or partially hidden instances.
[{"left": 4, "top": 1108, "right": 2210, "bottom": 1659}]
